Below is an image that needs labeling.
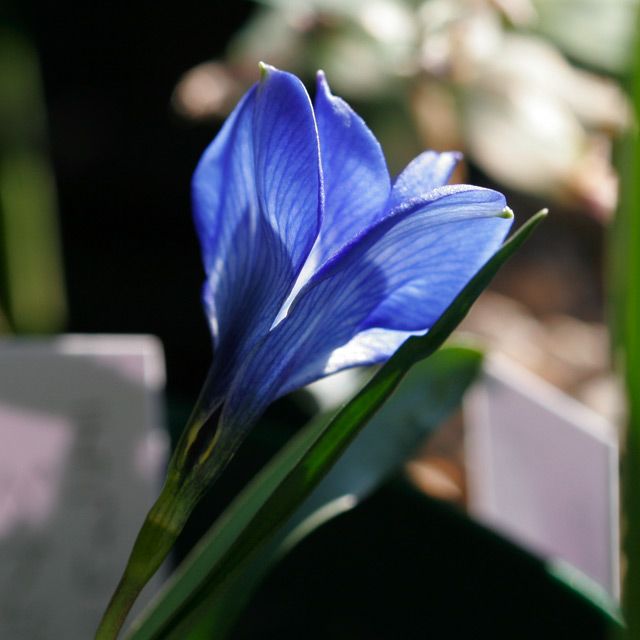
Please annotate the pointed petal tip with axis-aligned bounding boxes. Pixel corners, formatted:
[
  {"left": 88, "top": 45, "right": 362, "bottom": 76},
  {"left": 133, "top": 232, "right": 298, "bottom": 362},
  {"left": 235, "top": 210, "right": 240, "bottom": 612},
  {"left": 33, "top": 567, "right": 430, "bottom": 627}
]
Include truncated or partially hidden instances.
[
  {"left": 258, "top": 61, "right": 271, "bottom": 80},
  {"left": 500, "top": 206, "right": 514, "bottom": 219},
  {"left": 316, "top": 69, "right": 330, "bottom": 94}
]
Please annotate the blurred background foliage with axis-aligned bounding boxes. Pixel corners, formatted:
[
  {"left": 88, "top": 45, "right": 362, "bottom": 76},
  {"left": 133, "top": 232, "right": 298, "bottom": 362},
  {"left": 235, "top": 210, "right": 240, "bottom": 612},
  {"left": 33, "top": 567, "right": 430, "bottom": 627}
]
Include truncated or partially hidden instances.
[
  {"left": 0, "top": 28, "right": 66, "bottom": 333},
  {"left": 173, "top": 0, "right": 631, "bottom": 221}
]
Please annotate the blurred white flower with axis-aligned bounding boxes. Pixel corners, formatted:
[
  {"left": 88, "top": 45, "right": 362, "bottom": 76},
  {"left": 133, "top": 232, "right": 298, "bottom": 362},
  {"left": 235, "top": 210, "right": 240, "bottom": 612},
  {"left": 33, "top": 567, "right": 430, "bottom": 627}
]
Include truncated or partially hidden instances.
[{"left": 174, "top": 0, "right": 632, "bottom": 219}]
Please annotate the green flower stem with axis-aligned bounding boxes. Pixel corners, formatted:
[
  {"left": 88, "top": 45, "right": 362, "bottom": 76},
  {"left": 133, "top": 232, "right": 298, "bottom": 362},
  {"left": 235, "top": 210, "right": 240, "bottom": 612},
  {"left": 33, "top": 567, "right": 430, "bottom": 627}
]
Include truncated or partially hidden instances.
[
  {"left": 95, "top": 400, "right": 228, "bottom": 640},
  {"left": 95, "top": 469, "right": 192, "bottom": 640}
]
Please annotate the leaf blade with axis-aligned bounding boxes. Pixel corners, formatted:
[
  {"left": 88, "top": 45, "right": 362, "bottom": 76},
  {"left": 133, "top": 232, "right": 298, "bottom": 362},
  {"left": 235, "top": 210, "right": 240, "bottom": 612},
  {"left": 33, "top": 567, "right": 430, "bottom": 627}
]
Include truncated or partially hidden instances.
[
  {"left": 614, "top": 12, "right": 640, "bottom": 637},
  {"left": 127, "top": 210, "right": 547, "bottom": 640},
  {"left": 189, "top": 345, "right": 483, "bottom": 638}
]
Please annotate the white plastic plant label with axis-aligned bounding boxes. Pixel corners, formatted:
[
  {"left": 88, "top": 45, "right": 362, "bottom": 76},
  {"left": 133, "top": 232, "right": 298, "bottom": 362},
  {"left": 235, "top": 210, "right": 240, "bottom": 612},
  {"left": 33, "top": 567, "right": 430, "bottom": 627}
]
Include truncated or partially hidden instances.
[
  {"left": 465, "top": 353, "right": 619, "bottom": 599},
  {"left": 0, "top": 336, "right": 168, "bottom": 639}
]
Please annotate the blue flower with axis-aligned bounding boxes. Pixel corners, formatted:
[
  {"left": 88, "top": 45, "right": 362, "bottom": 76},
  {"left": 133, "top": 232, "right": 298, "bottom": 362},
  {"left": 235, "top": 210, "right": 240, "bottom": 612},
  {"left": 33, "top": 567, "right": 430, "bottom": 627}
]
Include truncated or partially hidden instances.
[
  {"left": 188, "top": 63, "right": 512, "bottom": 464},
  {"left": 96, "top": 65, "right": 514, "bottom": 638}
]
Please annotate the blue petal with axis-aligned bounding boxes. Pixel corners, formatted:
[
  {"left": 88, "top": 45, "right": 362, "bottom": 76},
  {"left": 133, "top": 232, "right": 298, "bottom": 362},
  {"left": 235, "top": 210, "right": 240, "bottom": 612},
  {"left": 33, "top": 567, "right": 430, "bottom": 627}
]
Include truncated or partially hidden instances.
[
  {"left": 221, "top": 260, "right": 387, "bottom": 433},
  {"left": 309, "top": 71, "right": 390, "bottom": 268},
  {"left": 388, "top": 150, "right": 461, "bottom": 210},
  {"left": 221, "top": 185, "right": 512, "bottom": 427},
  {"left": 361, "top": 185, "right": 511, "bottom": 330},
  {"left": 253, "top": 65, "right": 323, "bottom": 271},
  {"left": 319, "top": 327, "right": 419, "bottom": 379},
  {"left": 192, "top": 66, "right": 322, "bottom": 366},
  {"left": 192, "top": 87, "right": 257, "bottom": 280}
]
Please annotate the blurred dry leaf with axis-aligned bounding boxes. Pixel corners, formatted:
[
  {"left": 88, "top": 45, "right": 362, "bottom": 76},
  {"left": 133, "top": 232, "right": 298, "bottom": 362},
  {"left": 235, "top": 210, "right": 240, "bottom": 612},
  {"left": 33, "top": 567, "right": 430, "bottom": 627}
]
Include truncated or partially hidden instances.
[{"left": 172, "top": 62, "right": 243, "bottom": 120}]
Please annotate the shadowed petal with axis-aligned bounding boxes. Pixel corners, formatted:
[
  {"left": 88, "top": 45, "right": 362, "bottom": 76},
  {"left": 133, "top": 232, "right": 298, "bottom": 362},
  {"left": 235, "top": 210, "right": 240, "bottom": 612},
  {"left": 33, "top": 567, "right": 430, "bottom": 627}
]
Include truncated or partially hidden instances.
[
  {"left": 221, "top": 260, "right": 387, "bottom": 433},
  {"left": 192, "top": 87, "right": 257, "bottom": 280},
  {"left": 192, "top": 66, "right": 322, "bottom": 368},
  {"left": 388, "top": 150, "right": 461, "bottom": 210},
  {"left": 222, "top": 185, "right": 511, "bottom": 428}
]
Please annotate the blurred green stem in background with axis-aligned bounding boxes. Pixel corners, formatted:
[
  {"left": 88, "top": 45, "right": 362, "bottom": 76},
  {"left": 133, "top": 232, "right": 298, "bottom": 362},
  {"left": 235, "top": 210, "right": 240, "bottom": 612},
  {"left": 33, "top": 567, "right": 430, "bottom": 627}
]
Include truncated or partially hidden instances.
[
  {"left": 612, "top": 8, "right": 640, "bottom": 638},
  {"left": 0, "top": 26, "right": 66, "bottom": 334}
]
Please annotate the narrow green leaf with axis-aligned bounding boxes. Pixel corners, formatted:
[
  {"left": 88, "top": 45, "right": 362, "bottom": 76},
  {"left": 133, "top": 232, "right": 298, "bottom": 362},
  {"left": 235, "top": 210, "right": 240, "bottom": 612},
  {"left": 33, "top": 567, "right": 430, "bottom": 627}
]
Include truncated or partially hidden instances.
[
  {"left": 286, "top": 346, "right": 482, "bottom": 539},
  {"left": 547, "top": 559, "right": 621, "bottom": 627},
  {"left": 0, "top": 29, "right": 67, "bottom": 334},
  {"left": 127, "top": 210, "right": 547, "bottom": 640},
  {"left": 184, "top": 345, "right": 483, "bottom": 639},
  {"left": 614, "top": 11, "right": 640, "bottom": 638}
]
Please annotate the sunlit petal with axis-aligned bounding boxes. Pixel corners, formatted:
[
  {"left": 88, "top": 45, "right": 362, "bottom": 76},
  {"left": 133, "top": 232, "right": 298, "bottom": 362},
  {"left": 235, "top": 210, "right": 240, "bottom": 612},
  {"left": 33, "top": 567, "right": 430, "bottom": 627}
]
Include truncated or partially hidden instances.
[
  {"left": 362, "top": 186, "right": 511, "bottom": 330},
  {"left": 388, "top": 150, "right": 461, "bottom": 210},
  {"left": 310, "top": 71, "right": 391, "bottom": 266},
  {"left": 222, "top": 185, "right": 511, "bottom": 427}
]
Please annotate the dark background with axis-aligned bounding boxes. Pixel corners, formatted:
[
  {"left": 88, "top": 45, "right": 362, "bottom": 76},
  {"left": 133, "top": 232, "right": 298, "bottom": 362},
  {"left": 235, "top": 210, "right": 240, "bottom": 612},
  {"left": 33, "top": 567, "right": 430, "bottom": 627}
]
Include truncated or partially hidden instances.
[{"left": 8, "top": 1, "right": 254, "bottom": 399}]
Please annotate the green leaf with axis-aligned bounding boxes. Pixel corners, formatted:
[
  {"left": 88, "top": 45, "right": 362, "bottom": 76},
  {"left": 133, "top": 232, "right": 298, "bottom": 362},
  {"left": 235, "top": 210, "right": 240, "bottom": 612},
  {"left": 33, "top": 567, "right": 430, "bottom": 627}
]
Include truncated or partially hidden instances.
[
  {"left": 613, "top": 10, "right": 640, "bottom": 637},
  {"left": 0, "top": 30, "right": 66, "bottom": 334},
  {"left": 126, "top": 210, "right": 547, "bottom": 640},
  {"left": 286, "top": 345, "right": 482, "bottom": 539},
  {"left": 182, "top": 344, "right": 483, "bottom": 639}
]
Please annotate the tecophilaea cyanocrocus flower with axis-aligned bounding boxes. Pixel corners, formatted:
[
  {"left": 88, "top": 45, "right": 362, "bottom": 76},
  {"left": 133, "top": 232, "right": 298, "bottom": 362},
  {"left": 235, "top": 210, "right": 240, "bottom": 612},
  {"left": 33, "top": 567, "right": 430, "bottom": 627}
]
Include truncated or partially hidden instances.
[
  {"left": 96, "top": 64, "right": 514, "bottom": 636},
  {"left": 189, "top": 63, "right": 513, "bottom": 453}
]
